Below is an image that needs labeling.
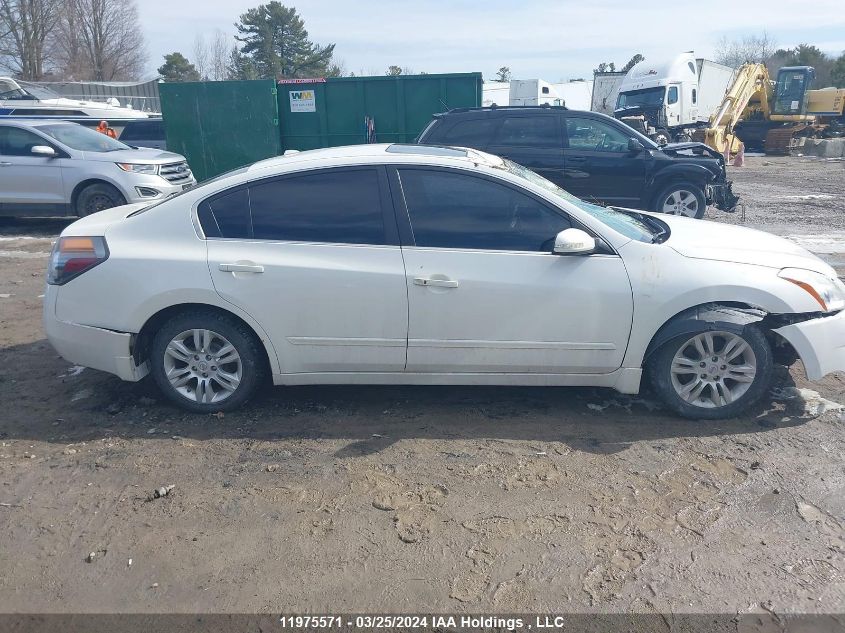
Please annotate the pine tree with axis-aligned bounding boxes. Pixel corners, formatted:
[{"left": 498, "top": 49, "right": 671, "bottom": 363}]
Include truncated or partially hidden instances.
[
  {"left": 158, "top": 52, "right": 201, "bottom": 82},
  {"left": 233, "top": 2, "right": 335, "bottom": 79}
]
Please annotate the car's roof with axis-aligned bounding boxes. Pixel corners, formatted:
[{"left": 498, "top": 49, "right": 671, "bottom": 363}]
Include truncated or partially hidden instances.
[
  {"left": 435, "top": 106, "right": 611, "bottom": 120},
  {"left": 246, "top": 143, "right": 504, "bottom": 172}
]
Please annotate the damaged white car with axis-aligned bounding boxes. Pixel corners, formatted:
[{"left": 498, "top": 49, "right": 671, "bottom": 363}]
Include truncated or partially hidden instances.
[{"left": 43, "top": 144, "right": 845, "bottom": 418}]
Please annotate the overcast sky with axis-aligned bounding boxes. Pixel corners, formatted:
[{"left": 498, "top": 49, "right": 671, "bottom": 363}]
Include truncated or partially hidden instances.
[{"left": 137, "top": 0, "right": 845, "bottom": 81}]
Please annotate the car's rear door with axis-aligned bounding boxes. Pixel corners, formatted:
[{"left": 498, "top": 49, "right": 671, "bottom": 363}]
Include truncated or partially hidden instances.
[
  {"left": 485, "top": 114, "right": 566, "bottom": 186},
  {"left": 204, "top": 166, "right": 409, "bottom": 374},
  {"left": 391, "top": 166, "right": 633, "bottom": 374},
  {"left": 561, "top": 114, "right": 647, "bottom": 207}
]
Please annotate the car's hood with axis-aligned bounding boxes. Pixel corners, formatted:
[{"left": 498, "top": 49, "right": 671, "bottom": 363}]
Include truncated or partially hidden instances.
[
  {"left": 656, "top": 214, "right": 835, "bottom": 276},
  {"left": 79, "top": 148, "right": 185, "bottom": 164},
  {"left": 61, "top": 203, "right": 150, "bottom": 237},
  {"left": 659, "top": 141, "right": 725, "bottom": 162}
]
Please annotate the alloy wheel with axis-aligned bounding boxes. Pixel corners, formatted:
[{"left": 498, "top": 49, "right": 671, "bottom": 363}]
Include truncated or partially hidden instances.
[
  {"left": 662, "top": 189, "right": 699, "bottom": 217},
  {"left": 162, "top": 329, "right": 242, "bottom": 404},
  {"left": 669, "top": 331, "right": 757, "bottom": 409}
]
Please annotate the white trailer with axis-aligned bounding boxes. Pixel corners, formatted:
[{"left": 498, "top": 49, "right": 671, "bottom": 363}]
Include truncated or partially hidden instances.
[
  {"left": 509, "top": 79, "right": 564, "bottom": 106},
  {"left": 614, "top": 52, "right": 735, "bottom": 144},
  {"left": 482, "top": 81, "right": 509, "bottom": 107},
  {"left": 551, "top": 79, "right": 593, "bottom": 110},
  {"left": 591, "top": 71, "right": 627, "bottom": 115}
]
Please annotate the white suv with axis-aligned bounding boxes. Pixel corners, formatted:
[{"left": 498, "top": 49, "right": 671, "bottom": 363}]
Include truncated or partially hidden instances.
[{"left": 0, "top": 119, "right": 195, "bottom": 217}]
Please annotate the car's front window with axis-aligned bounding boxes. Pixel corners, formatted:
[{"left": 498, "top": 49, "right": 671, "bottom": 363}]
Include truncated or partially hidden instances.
[
  {"left": 500, "top": 159, "right": 658, "bottom": 243},
  {"left": 37, "top": 124, "right": 130, "bottom": 152}
]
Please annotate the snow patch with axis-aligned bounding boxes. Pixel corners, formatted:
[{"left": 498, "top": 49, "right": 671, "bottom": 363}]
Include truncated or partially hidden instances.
[
  {"left": 0, "top": 250, "right": 51, "bottom": 259},
  {"left": 783, "top": 232, "right": 845, "bottom": 254},
  {"left": 772, "top": 386, "right": 843, "bottom": 416},
  {"left": 777, "top": 194, "right": 834, "bottom": 200}
]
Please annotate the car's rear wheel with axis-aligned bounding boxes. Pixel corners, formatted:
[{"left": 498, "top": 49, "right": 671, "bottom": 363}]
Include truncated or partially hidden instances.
[
  {"left": 150, "top": 310, "right": 265, "bottom": 412},
  {"left": 652, "top": 182, "right": 706, "bottom": 219},
  {"left": 648, "top": 327, "right": 774, "bottom": 419},
  {"left": 76, "top": 183, "right": 126, "bottom": 217}
]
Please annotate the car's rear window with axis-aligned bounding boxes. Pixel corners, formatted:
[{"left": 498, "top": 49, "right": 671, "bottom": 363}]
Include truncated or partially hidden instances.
[{"left": 196, "top": 168, "right": 386, "bottom": 245}]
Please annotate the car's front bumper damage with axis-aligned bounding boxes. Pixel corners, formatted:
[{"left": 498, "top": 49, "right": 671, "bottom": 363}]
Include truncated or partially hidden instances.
[
  {"left": 708, "top": 180, "right": 740, "bottom": 213},
  {"left": 774, "top": 309, "right": 845, "bottom": 381}
]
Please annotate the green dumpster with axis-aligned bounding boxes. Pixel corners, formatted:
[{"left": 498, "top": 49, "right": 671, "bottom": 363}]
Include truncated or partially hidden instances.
[
  {"left": 159, "top": 73, "right": 481, "bottom": 181},
  {"left": 160, "top": 80, "right": 281, "bottom": 182},
  {"left": 278, "top": 73, "right": 482, "bottom": 150}
]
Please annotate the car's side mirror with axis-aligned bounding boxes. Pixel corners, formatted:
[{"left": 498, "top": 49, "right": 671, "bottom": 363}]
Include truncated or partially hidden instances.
[
  {"left": 552, "top": 228, "right": 596, "bottom": 255},
  {"left": 31, "top": 145, "right": 57, "bottom": 157},
  {"left": 627, "top": 137, "right": 645, "bottom": 153}
]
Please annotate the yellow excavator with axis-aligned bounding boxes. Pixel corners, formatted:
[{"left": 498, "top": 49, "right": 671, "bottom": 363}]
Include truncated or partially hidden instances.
[{"left": 698, "top": 63, "right": 845, "bottom": 155}]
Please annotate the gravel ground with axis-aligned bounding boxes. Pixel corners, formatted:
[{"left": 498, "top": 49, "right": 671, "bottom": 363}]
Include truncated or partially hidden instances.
[{"left": 0, "top": 156, "right": 843, "bottom": 622}]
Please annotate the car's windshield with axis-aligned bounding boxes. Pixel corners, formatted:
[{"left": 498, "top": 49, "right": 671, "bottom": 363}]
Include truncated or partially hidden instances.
[
  {"left": 500, "top": 159, "right": 657, "bottom": 243},
  {"left": 616, "top": 87, "right": 666, "bottom": 110},
  {"left": 38, "top": 124, "right": 130, "bottom": 152}
]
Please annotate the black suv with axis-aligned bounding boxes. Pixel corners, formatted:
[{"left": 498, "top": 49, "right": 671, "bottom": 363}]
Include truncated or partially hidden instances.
[{"left": 417, "top": 106, "right": 737, "bottom": 218}]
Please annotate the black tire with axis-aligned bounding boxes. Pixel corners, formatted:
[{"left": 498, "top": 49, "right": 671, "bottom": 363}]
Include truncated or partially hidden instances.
[
  {"left": 647, "top": 325, "right": 774, "bottom": 420},
  {"left": 75, "top": 183, "right": 126, "bottom": 217},
  {"left": 650, "top": 129, "right": 671, "bottom": 145},
  {"left": 651, "top": 181, "right": 707, "bottom": 219},
  {"left": 150, "top": 309, "right": 265, "bottom": 413}
]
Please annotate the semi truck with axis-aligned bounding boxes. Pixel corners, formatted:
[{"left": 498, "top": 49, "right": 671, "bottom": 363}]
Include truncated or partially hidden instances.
[{"left": 613, "top": 53, "right": 735, "bottom": 145}]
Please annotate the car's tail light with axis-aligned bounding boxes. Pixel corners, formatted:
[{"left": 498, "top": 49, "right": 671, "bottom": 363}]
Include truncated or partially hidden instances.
[{"left": 47, "top": 236, "right": 109, "bottom": 285}]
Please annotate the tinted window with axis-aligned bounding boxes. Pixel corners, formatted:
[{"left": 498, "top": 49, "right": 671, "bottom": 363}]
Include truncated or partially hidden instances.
[
  {"left": 0, "top": 126, "right": 49, "bottom": 156},
  {"left": 120, "top": 120, "right": 164, "bottom": 141},
  {"left": 692, "top": 88, "right": 697, "bottom": 104},
  {"left": 198, "top": 188, "right": 251, "bottom": 239},
  {"left": 399, "top": 169, "right": 570, "bottom": 251},
  {"left": 667, "top": 86, "right": 679, "bottom": 105},
  {"left": 250, "top": 169, "right": 384, "bottom": 244},
  {"left": 565, "top": 117, "right": 629, "bottom": 152},
  {"left": 439, "top": 118, "right": 497, "bottom": 146},
  {"left": 494, "top": 116, "right": 558, "bottom": 148}
]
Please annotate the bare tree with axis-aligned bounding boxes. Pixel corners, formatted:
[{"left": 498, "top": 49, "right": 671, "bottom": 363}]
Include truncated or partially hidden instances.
[
  {"left": 56, "top": 0, "right": 146, "bottom": 81},
  {"left": 209, "top": 29, "right": 229, "bottom": 81},
  {"left": 192, "top": 33, "right": 209, "bottom": 79},
  {"left": 0, "top": 0, "right": 62, "bottom": 80},
  {"left": 714, "top": 31, "right": 777, "bottom": 68},
  {"left": 51, "top": 0, "right": 85, "bottom": 79}
]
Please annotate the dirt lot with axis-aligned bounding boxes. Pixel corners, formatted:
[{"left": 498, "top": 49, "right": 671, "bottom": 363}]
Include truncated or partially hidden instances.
[{"left": 0, "top": 157, "right": 844, "bottom": 621}]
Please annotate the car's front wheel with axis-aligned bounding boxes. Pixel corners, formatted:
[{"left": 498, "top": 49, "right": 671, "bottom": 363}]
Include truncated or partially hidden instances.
[
  {"left": 652, "top": 182, "right": 706, "bottom": 219},
  {"left": 648, "top": 327, "right": 774, "bottom": 419},
  {"left": 76, "top": 183, "right": 126, "bottom": 217},
  {"left": 150, "top": 310, "right": 265, "bottom": 412}
]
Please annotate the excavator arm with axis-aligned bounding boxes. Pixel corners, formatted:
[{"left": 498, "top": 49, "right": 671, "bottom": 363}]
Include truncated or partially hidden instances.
[{"left": 702, "top": 63, "right": 771, "bottom": 156}]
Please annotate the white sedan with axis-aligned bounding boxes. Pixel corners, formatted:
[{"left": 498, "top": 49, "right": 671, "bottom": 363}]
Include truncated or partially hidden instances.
[{"left": 44, "top": 144, "right": 845, "bottom": 419}]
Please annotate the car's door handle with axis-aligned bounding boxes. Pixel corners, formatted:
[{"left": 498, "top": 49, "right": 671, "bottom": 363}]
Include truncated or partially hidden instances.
[
  {"left": 219, "top": 263, "right": 264, "bottom": 273},
  {"left": 414, "top": 277, "right": 459, "bottom": 288},
  {"left": 0, "top": 162, "right": 12, "bottom": 167},
  {"left": 567, "top": 156, "right": 587, "bottom": 163}
]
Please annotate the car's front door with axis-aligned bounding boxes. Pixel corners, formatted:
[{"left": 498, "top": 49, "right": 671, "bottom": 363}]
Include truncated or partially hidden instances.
[
  {"left": 485, "top": 115, "right": 566, "bottom": 186},
  {"left": 392, "top": 166, "right": 633, "bottom": 374},
  {"left": 0, "top": 125, "right": 65, "bottom": 212},
  {"left": 562, "top": 115, "right": 648, "bottom": 207},
  {"left": 205, "top": 166, "right": 408, "bottom": 374}
]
